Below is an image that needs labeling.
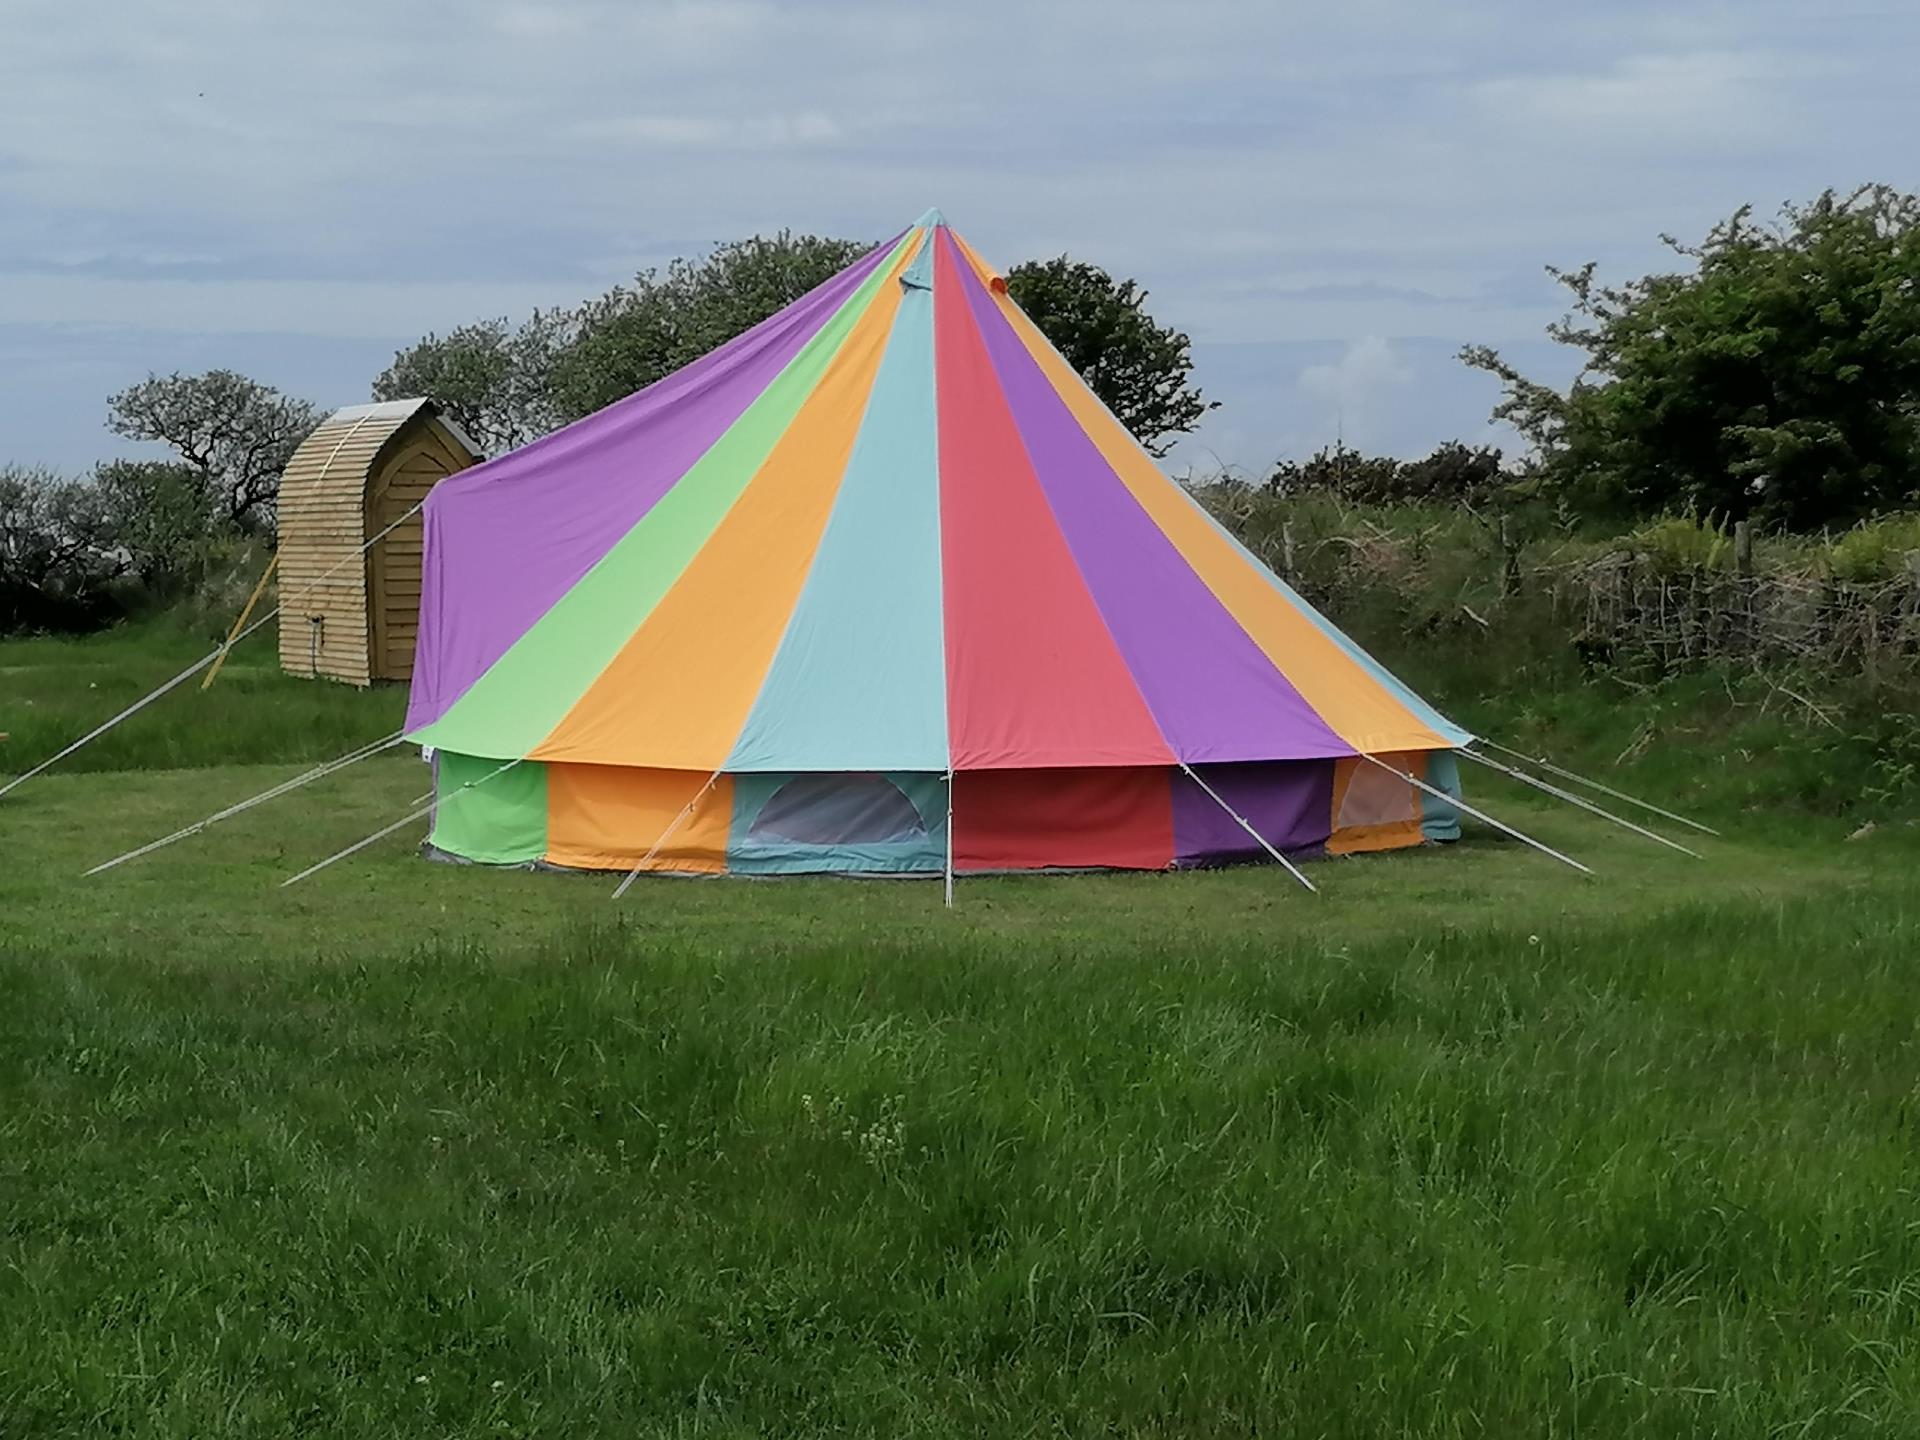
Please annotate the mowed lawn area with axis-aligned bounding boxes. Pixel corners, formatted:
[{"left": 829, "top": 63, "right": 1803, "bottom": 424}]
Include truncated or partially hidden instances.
[{"left": 4, "top": 628, "right": 1919, "bottom": 1436}]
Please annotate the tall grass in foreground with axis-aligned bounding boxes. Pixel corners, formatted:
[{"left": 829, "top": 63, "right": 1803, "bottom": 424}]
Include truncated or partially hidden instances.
[
  {"left": 5, "top": 620, "right": 1920, "bottom": 1433},
  {"left": 4, "top": 882, "right": 1918, "bottom": 1436}
]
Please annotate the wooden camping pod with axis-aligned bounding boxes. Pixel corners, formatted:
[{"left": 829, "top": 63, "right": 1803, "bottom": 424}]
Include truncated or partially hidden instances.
[{"left": 276, "top": 399, "right": 481, "bottom": 685}]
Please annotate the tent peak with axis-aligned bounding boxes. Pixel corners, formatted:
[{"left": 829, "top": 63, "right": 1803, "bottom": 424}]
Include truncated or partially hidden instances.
[{"left": 913, "top": 207, "right": 947, "bottom": 230}]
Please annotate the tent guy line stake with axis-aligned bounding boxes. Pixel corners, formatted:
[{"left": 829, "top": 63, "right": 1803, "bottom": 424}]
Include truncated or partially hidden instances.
[
  {"left": 1460, "top": 749, "right": 1702, "bottom": 859},
  {"left": 1364, "top": 753, "right": 1592, "bottom": 875},
  {"left": 280, "top": 758, "right": 519, "bottom": 889},
  {"left": 1480, "top": 737, "right": 1719, "bottom": 837},
  {"left": 1179, "top": 762, "right": 1317, "bottom": 893},
  {"left": 87, "top": 730, "right": 406, "bottom": 876},
  {"left": 2, "top": 493, "right": 436, "bottom": 802},
  {"left": 612, "top": 774, "right": 720, "bottom": 900}
]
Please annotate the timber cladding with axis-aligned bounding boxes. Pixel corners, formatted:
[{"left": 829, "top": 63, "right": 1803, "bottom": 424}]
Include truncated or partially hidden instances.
[{"left": 275, "top": 399, "right": 481, "bottom": 686}]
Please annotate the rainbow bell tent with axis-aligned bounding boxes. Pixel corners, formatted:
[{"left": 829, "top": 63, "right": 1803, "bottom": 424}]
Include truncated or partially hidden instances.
[{"left": 404, "top": 211, "right": 1473, "bottom": 879}]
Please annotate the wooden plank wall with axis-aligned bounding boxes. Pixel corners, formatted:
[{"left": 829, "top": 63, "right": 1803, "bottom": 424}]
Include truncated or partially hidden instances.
[
  {"left": 277, "top": 418, "right": 396, "bottom": 685},
  {"left": 367, "top": 424, "right": 471, "bottom": 681},
  {"left": 277, "top": 410, "right": 477, "bottom": 686}
]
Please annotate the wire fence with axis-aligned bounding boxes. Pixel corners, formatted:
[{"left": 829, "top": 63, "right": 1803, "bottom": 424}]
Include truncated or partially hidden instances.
[
  {"left": 1569, "top": 558, "right": 1920, "bottom": 682},
  {"left": 1197, "top": 487, "right": 1920, "bottom": 691}
]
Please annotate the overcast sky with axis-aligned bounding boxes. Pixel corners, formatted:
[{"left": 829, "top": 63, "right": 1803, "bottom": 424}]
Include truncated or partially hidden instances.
[{"left": 2, "top": 1, "right": 1914, "bottom": 476}]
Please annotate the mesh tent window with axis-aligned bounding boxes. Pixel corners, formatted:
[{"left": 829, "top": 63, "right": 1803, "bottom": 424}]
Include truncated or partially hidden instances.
[
  {"left": 746, "top": 773, "right": 928, "bottom": 846},
  {"left": 726, "top": 771, "right": 946, "bottom": 875},
  {"left": 1337, "top": 760, "right": 1418, "bottom": 830}
]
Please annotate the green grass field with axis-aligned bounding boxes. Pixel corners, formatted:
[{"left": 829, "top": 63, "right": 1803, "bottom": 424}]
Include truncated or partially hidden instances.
[{"left": 4, "top": 625, "right": 1920, "bottom": 1436}]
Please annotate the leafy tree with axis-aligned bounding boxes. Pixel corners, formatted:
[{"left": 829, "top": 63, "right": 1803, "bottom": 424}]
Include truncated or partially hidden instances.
[
  {"left": 1266, "top": 441, "right": 1508, "bottom": 506},
  {"left": 549, "top": 232, "right": 871, "bottom": 422},
  {"left": 1463, "top": 185, "right": 1920, "bottom": 529},
  {"left": 0, "top": 464, "right": 126, "bottom": 631},
  {"left": 92, "top": 459, "right": 223, "bottom": 587},
  {"left": 376, "top": 232, "right": 1218, "bottom": 458},
  {"left": 1392, "top": 442, "right": 1511, "bottom": 506},
  {"left": 106, "top": 370, "right": 322, "bottom": 531},
  {"left": 1005, "top": 256, "right": 1215, "bottom": 456},
  {"left": 1266, "top": 443, "right": 1401, "bottom": 501},
  {"left": 373, "top": 313, "right": 571, "bottom": 455}
]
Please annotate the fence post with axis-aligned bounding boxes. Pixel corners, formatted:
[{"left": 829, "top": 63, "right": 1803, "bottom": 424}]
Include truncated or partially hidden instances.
[
  {"left": 1498, "top": 518, "right": 1520, "bottom": 598},
  {"left": 1734, "top": 520, "right": 1753, "bottom": 577},
  {"left": 1281, "top": 520, "right": 1296, "bottom": 581}
]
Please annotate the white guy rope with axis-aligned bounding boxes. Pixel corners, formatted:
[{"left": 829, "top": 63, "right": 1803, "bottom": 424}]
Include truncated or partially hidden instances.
[
  {"left": 611, "top": 774, "right": 720, "bottom": 900},
  {"left": 2, "top": 483, "right": 438, "bottom": 801},
  {"left": 1361, "top": 753, "right": 1593, "bottom": 876},
  {"left": 1481, "top": 738, "right": 1720, "bottom": 837},
  {"left": 279, "top": 757, "right": 519, "bottom": 889},
  {"left": 1, "top": 651, "right": 221, "bottom": 799},
  {"left": 1179, "top": 762, "right": 1317, "bottom": 893},
  {"left": 85, "top": 731, "right": 406, "bottom": 876},
  {"left": 1460, "top": 749, "right": 1701, "bottom": 860}
]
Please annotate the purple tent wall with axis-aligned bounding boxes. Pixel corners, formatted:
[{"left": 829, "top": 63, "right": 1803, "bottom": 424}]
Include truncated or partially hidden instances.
[
  {"left": 1171, "top": 760, "right": 1336, "bottom": 864},
  {"left": 405, "top": 237, "right": 900, "bottom": 733}
]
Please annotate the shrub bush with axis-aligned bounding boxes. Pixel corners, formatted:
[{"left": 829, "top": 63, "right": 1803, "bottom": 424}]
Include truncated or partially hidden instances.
[
  {"left": 0, "top": 462, "right": 270, "bottom": 636},
  {"left": 0, "top": 464, "right": 130, "bottom": 632}
]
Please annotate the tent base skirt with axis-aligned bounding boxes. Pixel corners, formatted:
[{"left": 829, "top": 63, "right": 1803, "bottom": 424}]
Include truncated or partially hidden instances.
[
  {"left": 419, "top": 752, "right": 1465, "bottom": 879},
  {"left": 422, "top": 841, "right": 1460, "bottom": 882}
]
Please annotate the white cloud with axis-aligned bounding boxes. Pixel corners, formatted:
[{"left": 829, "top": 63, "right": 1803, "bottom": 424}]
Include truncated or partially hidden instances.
[
  {"left": 1474, "top": 50, "right": 1805, "bottom": 148},
  {"left": 0, "top": 275, "right": 588, "bottom": 341},
  {"left": 493, "top": 4, "right": 591, "bottom": 36},
  {"left": 1, "top": 0, "right": 1916, "bottom": 469},
  {"left": 1298, "top": 338, "right": 1415, "bottom": 450},
  {"left": 574, "top": 111, "right": 845, "bottom": 148}
]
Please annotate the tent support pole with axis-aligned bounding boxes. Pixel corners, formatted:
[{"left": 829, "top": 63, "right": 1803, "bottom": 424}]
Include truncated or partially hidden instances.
[
  {"left": 1363, "top": 753, "right": 1592, "bottom": 876},
  {"left": 1178, "top": 762, "right": 1317, "bottom": 893},
  {"left": 280, "top": 758, "right": 520, "bottom": 889},
  {"left": 1460, "top": 749, "right": 1701, "bottom": 858},
  {"left": 943, "top": 769, "right": 955, "bottom": 908},
  {"left": 1480, "top": 737, "right": 1719, "bottom": 836},
  {"left": 612, "top": 773, "right": 720, "bottom": 900},
  {"left": 87, "top": 730, "right": 405, "bottom": 876}
]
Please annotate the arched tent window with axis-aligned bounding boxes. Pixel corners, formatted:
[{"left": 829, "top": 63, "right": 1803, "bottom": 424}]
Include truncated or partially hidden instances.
[
  {"left": 725, "top": 771, "right": 945, "bottom": 876},
  {"left": 747, "top": 773, "right": 927, "bottom": 847}
]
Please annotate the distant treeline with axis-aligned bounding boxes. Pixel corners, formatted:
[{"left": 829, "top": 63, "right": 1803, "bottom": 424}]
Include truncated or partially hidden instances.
[
  {"left": 4, "top": 235, "right": 1210, "bottom": 634},
  {"left": 6, "top": 184, "right": 1920, "bottom": 638}
]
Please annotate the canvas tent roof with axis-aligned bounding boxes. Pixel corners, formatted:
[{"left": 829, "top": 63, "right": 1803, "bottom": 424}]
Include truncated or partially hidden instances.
[{"left": 403, "top": 211, "right": 1472, "bottom": 773}]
